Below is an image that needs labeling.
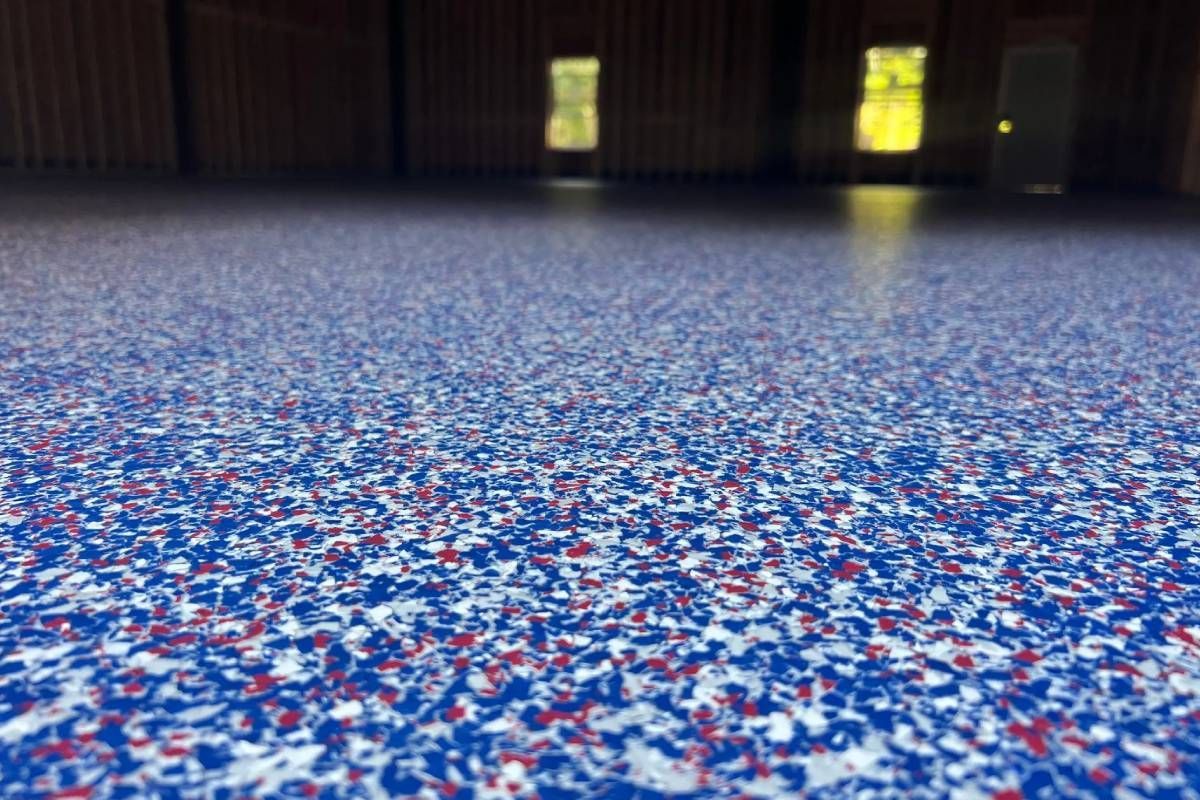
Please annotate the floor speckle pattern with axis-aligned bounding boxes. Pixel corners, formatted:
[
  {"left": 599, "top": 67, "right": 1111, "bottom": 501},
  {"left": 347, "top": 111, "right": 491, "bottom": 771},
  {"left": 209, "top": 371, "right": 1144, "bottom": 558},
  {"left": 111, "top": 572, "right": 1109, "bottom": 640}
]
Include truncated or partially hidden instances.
[{"left": 2, "top": 183, "right": 1200, "bottom": 799}]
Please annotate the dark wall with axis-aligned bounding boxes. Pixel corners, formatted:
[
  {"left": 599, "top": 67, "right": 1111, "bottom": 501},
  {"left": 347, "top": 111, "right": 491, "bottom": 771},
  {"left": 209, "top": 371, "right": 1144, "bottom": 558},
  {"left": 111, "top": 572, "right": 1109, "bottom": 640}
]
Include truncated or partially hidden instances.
[
  {"left": 0, "top": 0, "right": 176, "bottom": 172},
  {"left": 402, "top": 0, "right": 1200, "bottom": 190},
  {"left": 1, "top": 0, "right": 1198, "bottom": 191},
  {"left": 596, "top": 0, "right": 771, "bottom": 179},
  {"left": 1182, "top": 33, "right": 1200, "bottom": 195},
  {"left": 183, "top": 0, "right": 390, "bottom": 174},
  {"left": 403, "top": 0, "right": 549, "bottom": 177},
  {"left": 404, "top": 0, "right": 772, "bottom": 179},
  {"left": 1074, "top": 0, "right": 1200, "bottom": 191},
  {"left": 793, "top": 0, "right": 1200, "bottom": 190},
  {"left": 0, "top": 0, "right": 390, "bottom": 175}
]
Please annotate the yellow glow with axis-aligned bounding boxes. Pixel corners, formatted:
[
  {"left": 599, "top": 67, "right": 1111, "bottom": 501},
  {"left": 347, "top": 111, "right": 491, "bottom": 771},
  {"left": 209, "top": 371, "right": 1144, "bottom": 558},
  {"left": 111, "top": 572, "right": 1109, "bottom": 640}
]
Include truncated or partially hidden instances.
[
  {"left": 856, "top": 46, "right": 926, "bottom": 153},
  {"left": 547, "top": 57, "right": 600, "bottom": 151},
  {"left": 998, "top": 119, "right": 1014, "bottom": 134}
]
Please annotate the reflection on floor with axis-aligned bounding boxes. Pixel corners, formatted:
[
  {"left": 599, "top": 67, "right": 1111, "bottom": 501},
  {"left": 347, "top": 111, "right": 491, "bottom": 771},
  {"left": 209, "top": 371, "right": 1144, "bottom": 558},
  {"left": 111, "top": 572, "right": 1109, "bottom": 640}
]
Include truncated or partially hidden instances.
[{"left": 2, "top": 181, "right": 1199, "bottom": 798}]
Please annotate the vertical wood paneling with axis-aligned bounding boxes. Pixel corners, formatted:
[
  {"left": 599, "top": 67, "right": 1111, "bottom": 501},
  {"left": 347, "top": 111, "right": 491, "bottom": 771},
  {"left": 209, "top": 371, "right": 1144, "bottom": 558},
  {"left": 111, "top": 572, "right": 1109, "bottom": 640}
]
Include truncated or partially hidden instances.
[
  {"left": 794, "top": 0, "right": 864, "bottom": 183},
  {"left": 0, "top": 0, "right": 25, "bottom": 166},
  {"left": 179, "top": 0, "right": 389, "bottom": 175},
  {"left": 0, "top": 0, "right": 1196, "bottom": 189},
  {"left": 920, "top": 0, "right": 1006, "bottom": 186},
  {"left": 403, "top": 0, "right": 775, "bottom": 179},
  {"left": 0, "top": 0, "right": 173, "bottom": 171},
  {"left": 1074, "top": 0, "right": 1200, "bottom": 191},
  {"left": 1180, "top": 62, "right": 1200, "bottom": 193}
]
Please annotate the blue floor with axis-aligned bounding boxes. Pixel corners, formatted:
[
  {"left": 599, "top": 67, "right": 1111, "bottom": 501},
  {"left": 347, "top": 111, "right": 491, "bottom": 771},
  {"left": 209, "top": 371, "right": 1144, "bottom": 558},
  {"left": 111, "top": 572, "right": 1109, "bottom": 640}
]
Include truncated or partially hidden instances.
[{"left": 2, "top": 181, "right": 1199, "bottom": 799}]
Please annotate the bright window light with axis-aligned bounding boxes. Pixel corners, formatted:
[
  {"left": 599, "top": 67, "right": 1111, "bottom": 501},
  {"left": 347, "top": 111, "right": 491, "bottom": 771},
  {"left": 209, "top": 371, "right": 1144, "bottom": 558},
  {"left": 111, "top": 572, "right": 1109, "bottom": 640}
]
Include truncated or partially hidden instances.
[
  {"left": 856, "top": 46, "right": 926, "bottom": 153},
  {"left": 547, "top": 57, "right": 600, "bottom": 151}
]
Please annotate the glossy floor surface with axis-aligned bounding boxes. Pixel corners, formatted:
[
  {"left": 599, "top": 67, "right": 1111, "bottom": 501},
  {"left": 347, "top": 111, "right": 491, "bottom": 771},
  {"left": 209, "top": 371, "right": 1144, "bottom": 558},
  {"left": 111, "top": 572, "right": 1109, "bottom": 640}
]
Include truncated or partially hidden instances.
[{"left": 2, "top": 181, "right": 1199, "bottom": 799}]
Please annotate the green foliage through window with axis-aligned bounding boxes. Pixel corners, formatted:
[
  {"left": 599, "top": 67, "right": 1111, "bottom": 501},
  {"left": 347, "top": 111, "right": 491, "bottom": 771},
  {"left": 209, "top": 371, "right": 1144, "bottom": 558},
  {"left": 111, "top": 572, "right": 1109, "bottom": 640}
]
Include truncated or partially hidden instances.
[
  {"left": 547, "top": 57, "right": 600, "bottom": 151},
  {"left": 857, "top": 46, "right": 926, "bottom": 153}
]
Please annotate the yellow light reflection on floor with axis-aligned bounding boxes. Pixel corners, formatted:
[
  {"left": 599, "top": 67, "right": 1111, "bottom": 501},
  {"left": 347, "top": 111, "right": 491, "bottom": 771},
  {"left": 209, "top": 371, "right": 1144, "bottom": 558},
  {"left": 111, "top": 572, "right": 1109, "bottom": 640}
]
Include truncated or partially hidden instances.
[
  {"left": 547, "top": 57, "right": 600, "bottom": 151},
  {"left": 856, "top": 46, "right": 926, "bottom": 153}
]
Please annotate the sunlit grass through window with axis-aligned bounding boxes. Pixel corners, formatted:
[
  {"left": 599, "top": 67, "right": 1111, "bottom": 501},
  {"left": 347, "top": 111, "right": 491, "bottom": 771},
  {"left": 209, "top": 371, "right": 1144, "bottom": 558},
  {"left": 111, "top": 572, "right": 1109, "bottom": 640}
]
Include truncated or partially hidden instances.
[
  {"left": 547, "top": 57, "right": 600, "bottom": 151},
  {"left": 856, "top": 46, "right": 926, "bottom": 153}
]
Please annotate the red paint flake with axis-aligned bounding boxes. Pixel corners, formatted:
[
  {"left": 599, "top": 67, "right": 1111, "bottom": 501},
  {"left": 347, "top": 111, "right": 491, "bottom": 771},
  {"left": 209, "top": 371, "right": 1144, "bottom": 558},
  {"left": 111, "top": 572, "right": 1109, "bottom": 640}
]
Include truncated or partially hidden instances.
[
  {"left": 1006, "top": 722, "right": 1048, "bottom": 757},
  {"left": 941, "top": 561, "right": 963, "bottom": 574},
  {"left": 533, "top": 703, "right": 595, "bottom": 727},
  {"left": 992, "top": 790, "right": 1023, "bottom": 800},
  {"left": 1013, "top": 649, "right": 1042, "bottom": 664},
  {"left": 48, "top": 788, "right": 92, "bottom": 799},
  {"left": 278, "top": 709, "right": 303, "bottom": 728},
  {"left": 1167, "top": 627, "right": 1198, "bottom": 647},
  {"left": 446, "top": 705, "right": 467, "bottom": 721},
  {"left": 500, "top": 752, "right": 538, "bottom": 768},
  {"left": 32, "top": 741, "right": 77, "bottom": 760},
  {"left": 565, "top": 542, "right": 591, "bottom": 558},
  {"left": 447, "top": 633, "right": 478, "bottom": 647},
  {"left": 245, "top": 673, "right": 282, "bottom": 695}
]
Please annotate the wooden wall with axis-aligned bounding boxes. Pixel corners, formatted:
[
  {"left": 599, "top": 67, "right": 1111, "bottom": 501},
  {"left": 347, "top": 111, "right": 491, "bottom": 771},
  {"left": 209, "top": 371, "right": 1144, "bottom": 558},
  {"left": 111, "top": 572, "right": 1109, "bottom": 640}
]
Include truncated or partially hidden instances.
[
  {"left": 918, "top": 0, "right": 1009, "bottom": 186},
  {"left": 596, "top": 0, "right": 771, "bottom": 179},
  {"left": 1, "top": 0, "right": 1198, "bottom": 190},
  {"left": 184, "top": 0, "right": 390, "bottom": 175},
  {"left": 793, "top": 0, "right": 1200, "bottom": 190},
  {"left": 0, "top": 0, "right": 176, "bottom": 172},
  {"left": 1180, "top": 31, "right": 1200, "bottom": 195},
  {"left": 404, "top": 0, "right": 772, "bottom": 179},
  {"left": 787, "top": 0, "right": 1009, "bottom": 186},
  {"left": 0, "top": 0, "right": 389, "bottom": 176},
  {"left": 404, "top": 0, "right": 547, "bottom": 177},
  {"left": 1074, "top": 0, "right": 1200, "bottom": 191}
]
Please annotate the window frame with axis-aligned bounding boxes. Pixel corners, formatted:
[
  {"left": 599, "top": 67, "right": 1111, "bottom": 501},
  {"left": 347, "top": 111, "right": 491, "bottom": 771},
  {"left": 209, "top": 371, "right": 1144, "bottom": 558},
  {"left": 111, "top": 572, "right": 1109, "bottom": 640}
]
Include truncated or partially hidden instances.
[
  {"left": 545, "top": 55, "right": 601, "bottom": 153},
  {"left": 853, "top": 43, "right": 929, "bottom": 155}
]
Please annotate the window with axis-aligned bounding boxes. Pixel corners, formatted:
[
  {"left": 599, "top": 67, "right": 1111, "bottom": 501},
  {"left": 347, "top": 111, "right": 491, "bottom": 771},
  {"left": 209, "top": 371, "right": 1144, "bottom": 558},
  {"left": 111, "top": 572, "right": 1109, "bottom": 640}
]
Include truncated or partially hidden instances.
[
  {"left": 856, "top": 46, "right": 927, "bottom": 153},
  {"left": 547, "top": 57, "right": 600, "bottom": 151}
]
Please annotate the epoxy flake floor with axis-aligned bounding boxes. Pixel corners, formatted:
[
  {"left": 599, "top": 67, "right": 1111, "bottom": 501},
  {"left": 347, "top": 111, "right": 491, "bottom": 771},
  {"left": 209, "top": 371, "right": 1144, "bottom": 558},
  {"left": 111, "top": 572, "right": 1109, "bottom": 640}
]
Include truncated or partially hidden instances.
[{"left": 2, "top": 183, "right": 1199, "bottom": 800}]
